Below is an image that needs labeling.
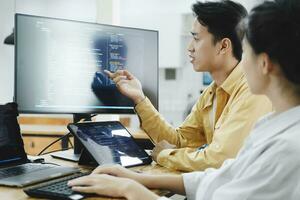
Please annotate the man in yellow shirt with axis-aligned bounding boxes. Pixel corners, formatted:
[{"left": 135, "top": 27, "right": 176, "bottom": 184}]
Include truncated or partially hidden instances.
[{"left": 105, "top": 0, "right": 272, "bottom": 172}]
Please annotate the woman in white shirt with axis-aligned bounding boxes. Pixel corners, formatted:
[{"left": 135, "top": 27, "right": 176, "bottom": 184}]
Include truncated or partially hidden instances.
[{"left": 68, "top": 0, "right": 300, "bottom": 199}]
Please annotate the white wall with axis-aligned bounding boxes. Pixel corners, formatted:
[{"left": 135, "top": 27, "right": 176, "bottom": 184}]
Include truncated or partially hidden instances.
[
  {"left": 15, "top": 0, "right": 97, "bottom": 22},
  {"left": 0, "top": 0, "right": 98, "bottom": 104},
  {"left": 237, "top": 0, "right": 264, "bottom": 11},
  {"left": 0, "top": 0, "right": 15, "bottom": 103},
  {"left": 117, "top": 0, "right": 196, "bottom": 68}
]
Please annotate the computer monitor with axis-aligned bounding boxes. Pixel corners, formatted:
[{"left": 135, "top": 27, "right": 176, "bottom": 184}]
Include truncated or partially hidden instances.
[
  {"left": 14, "top": 14, "right": 158, "bottom": 160},
  {"left": 14, "top": 14, "right": 158, "bottom": 115}
]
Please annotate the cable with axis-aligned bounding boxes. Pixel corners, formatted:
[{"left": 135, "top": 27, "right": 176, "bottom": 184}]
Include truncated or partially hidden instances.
[
  {"left": 68, "top": 137, "right": 74, "bottom": 148},
  {"left": 37, "top": 114, "right": 98, "bottom": 156},
  {"left": 39, "top": 147, "right": 73, "bottom": 156},
  {"left": 37, "top": 132, "right": 71, "bottom": 156}
]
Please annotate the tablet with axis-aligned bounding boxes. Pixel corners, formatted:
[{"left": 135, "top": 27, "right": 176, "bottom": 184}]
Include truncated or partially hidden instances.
[{"left": 67, "top": 121, "right": 152, "bottom": 167}]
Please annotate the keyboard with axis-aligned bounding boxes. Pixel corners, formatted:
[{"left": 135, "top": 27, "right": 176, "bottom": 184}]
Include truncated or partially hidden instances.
[
  {"left": 24, "top": 172, "right": 90, "bottom": 200},
  {"left": 0, "top": 163, "right": 54, "bottom": 179}
]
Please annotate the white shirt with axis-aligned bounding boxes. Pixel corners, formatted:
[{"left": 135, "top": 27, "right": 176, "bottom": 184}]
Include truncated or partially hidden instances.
[{"left": 158, "top": 105, "right": 300, "bottom": 200}]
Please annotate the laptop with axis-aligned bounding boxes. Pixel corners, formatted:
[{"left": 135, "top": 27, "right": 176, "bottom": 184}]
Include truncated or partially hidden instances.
[
  {"left": 24, "top": 121, "right": 153, "bottom": 200},
  {"left": 67, "top": 121, "right": 152, "bottom": 167},
  {"left": 0, "top": 122, "right": 79, "bottom": 187}
]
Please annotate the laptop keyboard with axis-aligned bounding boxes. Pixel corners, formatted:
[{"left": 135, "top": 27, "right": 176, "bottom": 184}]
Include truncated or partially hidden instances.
[
  {"left": 24, "top": 172, "right": 89, "bottom": 200},
  {"left": 0, "top": 163, "right": 54, "bottom": 179}
]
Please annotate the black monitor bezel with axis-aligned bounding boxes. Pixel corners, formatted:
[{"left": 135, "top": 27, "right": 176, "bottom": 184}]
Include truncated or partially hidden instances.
[{"left": 14, "top": 13, "right": 159, "bottom": 115}]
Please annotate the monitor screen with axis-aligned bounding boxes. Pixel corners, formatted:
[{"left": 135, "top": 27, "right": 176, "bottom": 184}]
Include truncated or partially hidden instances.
[{"left": 15, "top": 14, "right": 158, "bottom": 114}]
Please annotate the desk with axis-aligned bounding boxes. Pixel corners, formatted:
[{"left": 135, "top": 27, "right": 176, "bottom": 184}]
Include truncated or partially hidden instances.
[
  {"left": 21, "top": 127, "right": 152, "bottom": 155},
  {"left": 0, "top": 154, "right": 179, "bottom": 200}
]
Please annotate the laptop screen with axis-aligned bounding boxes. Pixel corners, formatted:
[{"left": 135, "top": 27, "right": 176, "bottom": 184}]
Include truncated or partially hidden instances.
[{"left": 0, "top": 115, "right": 27, "bottom": 166}]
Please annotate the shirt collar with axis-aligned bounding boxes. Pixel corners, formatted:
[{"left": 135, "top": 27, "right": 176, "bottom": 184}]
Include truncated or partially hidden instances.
[
  {"left": 203, "top": 63, "right": 243, "bottom": 109},
  {"left": 251, "top": 105, "right": 300, "bottom": 147},
  {"left": 220, "top": 63, "right": 244, "bottom": 96},
  {"left": 203, "top": 84, "right": 216, "bottom": 109}
]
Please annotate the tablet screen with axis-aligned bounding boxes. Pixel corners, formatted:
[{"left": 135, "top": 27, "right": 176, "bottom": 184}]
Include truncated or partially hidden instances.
[{"left": 68, "top": 121, "right": 152, "bottom": 167}]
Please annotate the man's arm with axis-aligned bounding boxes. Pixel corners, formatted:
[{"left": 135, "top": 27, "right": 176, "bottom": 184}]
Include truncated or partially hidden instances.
[
  {"left": 105, "top": 69, "right": 207, "bottom": 148},
  {"left": 156, "top": 94, "right": 272, "bottom": 172},
  {"left": 135, "top": 97, "right": 206, "bottom": 147}
]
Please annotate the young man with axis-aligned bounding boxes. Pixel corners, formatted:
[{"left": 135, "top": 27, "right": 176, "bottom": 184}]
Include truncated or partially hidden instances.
[
  {"left": 106, "top": 0, "right": 272, "bottom": 172},
  {"left": 69, "top": 0, "right": 300, "bottom": 199}
]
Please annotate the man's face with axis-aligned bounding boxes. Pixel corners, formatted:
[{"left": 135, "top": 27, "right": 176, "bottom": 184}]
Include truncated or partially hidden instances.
[{"left": 187, "top": 19, "right": 218, "bottom": 72}]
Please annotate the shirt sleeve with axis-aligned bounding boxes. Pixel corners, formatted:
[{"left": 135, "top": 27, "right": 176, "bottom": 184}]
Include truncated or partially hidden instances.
[
  {"left": 211, "top": 142, "right": 300, "bottom": 200},
  {"left": 183, "top": 172, "right": 205, "bottom": 200},
  {"left": 135, "top": 96, "right": 206, "bottom": 148},
  {"left": 182, "top": 167, "right": 219, "bottom": 200},
  {"left": 156, "top": 94, "right": 272, "bottom": 172}
]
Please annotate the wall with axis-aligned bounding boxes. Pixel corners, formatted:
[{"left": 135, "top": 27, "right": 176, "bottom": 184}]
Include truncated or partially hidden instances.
[
  {"left": 0, "top": 0, "right": 15, "bottom": 103},
  {"left": 117, "top": 0, "right": 196, "bottom": 68},
  {"left": 0, "top": 0, "right": 97, "bottom": 104},
  {"left": 15, "top": 0, "right": 97, "bottom": 22}
]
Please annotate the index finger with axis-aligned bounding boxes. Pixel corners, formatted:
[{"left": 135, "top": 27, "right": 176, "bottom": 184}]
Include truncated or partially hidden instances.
[
  {"left": 104, "top": 70, "right": 125, "bottom": 79},
  {"left": 123, "top": 70, "right": 135, "bottom": 80},
  {"left": 68, "top": 176, "right": 93, "bottom": 187},
  {"left": 92, "top": 164, "right": 116, "bottom": 174}
]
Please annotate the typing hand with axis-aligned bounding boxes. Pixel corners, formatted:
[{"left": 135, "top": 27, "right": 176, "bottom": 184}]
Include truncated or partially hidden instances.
[
  {"left": 92, "top": 164, "right": 141, "bottom": 180},
  {"left": 68, "top": 172, "right": 160, "bottom": 200},
  {"left": 104, "top": 70, "right": 146, "bottom": 104},
  {"left": 68, "top": 173, "right": 134, "bottom": 198},
  {"left": 151, "top": 140, "right": 176, "bottom": 162}
]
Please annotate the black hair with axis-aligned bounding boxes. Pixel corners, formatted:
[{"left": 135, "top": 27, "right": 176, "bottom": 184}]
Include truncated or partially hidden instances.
[
  {"left": 245, "top": 0, "right": 300, "bottom": 85},
  {"left": 192, "top": 0, "right": 247, "bottom": 61}
]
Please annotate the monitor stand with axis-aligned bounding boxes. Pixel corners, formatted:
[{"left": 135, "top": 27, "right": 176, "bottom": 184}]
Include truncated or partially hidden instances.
[{"left": 51, "top": 114, "right": 92, "bottom": 162}]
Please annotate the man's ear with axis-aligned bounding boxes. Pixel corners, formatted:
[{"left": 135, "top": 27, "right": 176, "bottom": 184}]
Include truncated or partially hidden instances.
[
  {"left": 217, "top": 38, "right": 232, "bottom": 55},
  {"left": 258, "top": 53, "right": 274, "bottom": 75}
]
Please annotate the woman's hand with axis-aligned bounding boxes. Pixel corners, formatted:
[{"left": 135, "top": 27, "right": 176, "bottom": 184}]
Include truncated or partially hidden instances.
[
  {"left": 68, "top": 174, "right": 132, "bottom": 198},
  {"left": 92, "top": 164, "right": 141, "bottom": 181},
  {"left": 68, "top": 173, "right": 160, "bottom": 200},
  {"left": 104, "top": 70, "right": 146, "bottom": 104}
]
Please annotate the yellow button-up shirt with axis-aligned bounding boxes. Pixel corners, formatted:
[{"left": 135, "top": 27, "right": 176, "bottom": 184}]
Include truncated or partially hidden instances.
[{"left": 135, "top": 64, "right": 273, "bottom": 172}]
